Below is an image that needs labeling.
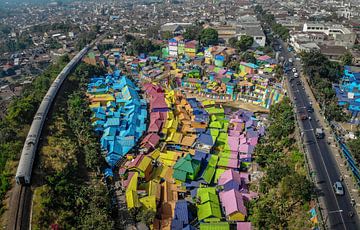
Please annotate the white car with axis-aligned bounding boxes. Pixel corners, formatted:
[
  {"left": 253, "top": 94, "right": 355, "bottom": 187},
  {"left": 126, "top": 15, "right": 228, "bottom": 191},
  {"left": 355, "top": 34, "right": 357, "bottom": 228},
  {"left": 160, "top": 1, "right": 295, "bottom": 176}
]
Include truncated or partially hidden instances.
[
  {"left": 333, "top": 182, "right": 344, "bottom": 196},
  {"left": 292, "top": 67, "right": 297, "bottom": 73},
  {"left": 294, "top": 73, "right": 299, "bottom": 78},
  {"left": 288, "top": 58, "right": 293, "bottom": 63}
]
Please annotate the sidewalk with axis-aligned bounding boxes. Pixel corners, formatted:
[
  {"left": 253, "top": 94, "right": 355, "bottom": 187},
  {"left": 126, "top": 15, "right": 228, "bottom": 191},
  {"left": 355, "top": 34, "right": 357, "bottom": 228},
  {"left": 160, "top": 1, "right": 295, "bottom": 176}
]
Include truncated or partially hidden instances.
[{"left": 299, "top": 69, "right": 360, "bottom": 216}]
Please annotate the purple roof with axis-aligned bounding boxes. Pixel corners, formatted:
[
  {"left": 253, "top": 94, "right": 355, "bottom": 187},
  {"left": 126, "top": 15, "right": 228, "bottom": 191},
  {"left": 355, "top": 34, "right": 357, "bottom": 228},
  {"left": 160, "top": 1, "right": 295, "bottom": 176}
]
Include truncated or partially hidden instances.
[
  {"left": 246, "top": 130, "right": 258, "bottom": 139},
  {"left": 219, "top": 189, "right": 247, "bottom": 217}
]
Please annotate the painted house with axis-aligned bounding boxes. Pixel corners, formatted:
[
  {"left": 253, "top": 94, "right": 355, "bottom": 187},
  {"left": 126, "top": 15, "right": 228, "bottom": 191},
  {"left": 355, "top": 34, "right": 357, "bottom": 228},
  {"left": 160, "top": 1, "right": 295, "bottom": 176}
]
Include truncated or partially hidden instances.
[
  {"left": 87, "top": 74, "right": 147, "bottom": 167},
  {"left": 173, "top": 154, "right": 201, "bottom": 181},
  {"left": 196, "top": 187, "right": 223, "bottom": 222},
  {"left": 219, "top": 189, "right": 247, "bottom": 221},
  {"left": 239, "top": 62, "right": 259, "bottom": 75},
  {"left": 334, "top": 65, "right": 360, "bottom": 119},
  {"left": 185, "top": 40, "right": 198, "bottom": 58}
]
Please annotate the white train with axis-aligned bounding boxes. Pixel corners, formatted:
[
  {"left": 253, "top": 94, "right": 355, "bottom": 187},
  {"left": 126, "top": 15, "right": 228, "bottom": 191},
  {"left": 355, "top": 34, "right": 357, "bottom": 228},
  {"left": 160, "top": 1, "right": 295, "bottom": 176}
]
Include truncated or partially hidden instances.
[{"left": 15, "top": 46, "right": 89, "bottom": 184}]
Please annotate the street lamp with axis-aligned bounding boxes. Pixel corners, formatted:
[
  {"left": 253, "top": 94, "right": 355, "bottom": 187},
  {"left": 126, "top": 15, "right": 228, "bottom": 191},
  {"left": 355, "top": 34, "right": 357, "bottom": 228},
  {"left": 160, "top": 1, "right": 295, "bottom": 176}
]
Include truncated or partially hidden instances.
[{"left": 323, "top": 209, "right": 343, "bottom": 229}]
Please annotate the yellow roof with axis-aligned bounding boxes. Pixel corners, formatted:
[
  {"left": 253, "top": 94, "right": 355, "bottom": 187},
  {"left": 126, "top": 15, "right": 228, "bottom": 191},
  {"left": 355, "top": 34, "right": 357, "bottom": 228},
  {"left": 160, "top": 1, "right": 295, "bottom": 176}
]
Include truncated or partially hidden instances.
[
  {"left": 147, "top": 180, "right": 161, "bottom": 200},
  {"left": 126, "top": 172, "right": 138, "bottom": 192},
  {"left": 89, "top": 102, "right": 101, "bottom": 108},
  {"left": 140, "top": 195, "right": 157, "bottom": 211},
  {"left": 90, "top": 94, "right": 115, "bottom": 102},
  {"left": 202, "top": 100, "right": 215, "bottom": 107},
  {"left": 148, "top": 149, "right": 161, "bottom": 160},
  {"left": 126, "top": 190, "right": 140, "bottom": 209}
]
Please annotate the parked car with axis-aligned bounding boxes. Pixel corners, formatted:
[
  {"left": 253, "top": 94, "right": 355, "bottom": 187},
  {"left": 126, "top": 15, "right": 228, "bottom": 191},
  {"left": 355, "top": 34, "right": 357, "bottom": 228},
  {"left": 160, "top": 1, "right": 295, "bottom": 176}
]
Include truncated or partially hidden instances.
[
  {"left": 292, "top": 67, "right": 297, "bottom": 73},
  {"left": 294, "top": 72, "right": 299, "bottom": 78},
  {"left": 333, "top": 181, "right": 344, "bottom": 195}
]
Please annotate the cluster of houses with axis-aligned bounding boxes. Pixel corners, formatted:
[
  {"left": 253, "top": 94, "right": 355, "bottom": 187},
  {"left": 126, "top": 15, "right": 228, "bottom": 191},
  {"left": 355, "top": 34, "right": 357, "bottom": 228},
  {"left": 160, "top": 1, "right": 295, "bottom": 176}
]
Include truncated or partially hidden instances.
[
  {"left": 87, "top": 70, "right": 147, "bottom": 167},
  {"left": 117, "top": 82, "right": 264, "bottom": 229},
  {"left": 334, "top": 65, "right": 360, "bottom": 123}
]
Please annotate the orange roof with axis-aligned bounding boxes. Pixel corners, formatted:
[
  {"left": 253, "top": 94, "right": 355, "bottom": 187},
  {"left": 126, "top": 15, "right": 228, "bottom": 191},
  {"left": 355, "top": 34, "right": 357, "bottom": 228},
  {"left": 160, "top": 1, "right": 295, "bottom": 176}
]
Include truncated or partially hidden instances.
[{"left": 181, "top": 135, "right": 197, "bottom": 147}]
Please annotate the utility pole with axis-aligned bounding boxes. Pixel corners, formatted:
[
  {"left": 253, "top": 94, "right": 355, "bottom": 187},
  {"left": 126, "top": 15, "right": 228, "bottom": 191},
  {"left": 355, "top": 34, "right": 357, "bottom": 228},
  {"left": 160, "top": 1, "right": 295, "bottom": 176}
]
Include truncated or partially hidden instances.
[{"left": 323, "top": 209, "right": 343, "bottom": 229}]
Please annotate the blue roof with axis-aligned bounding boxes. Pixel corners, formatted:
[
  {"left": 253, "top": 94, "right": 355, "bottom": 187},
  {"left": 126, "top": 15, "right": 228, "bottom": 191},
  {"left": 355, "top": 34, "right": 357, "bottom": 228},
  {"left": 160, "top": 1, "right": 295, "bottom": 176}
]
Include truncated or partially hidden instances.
[
  {"left": 197, "top": 133, "right": 213, "bottom": 146},
  {"left": 172, "top": 200, "right": 189, "bottom": 229},
  {"left": 105, "top": 118, "right": 120, "bottom": 127}
]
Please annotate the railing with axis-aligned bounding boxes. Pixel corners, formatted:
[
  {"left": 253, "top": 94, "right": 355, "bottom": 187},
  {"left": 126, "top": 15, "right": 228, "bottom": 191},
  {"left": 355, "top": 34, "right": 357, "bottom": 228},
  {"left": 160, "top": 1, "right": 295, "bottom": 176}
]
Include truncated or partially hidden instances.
[{"left": 334, "top": 134, "right": 360, "bottom": 186}]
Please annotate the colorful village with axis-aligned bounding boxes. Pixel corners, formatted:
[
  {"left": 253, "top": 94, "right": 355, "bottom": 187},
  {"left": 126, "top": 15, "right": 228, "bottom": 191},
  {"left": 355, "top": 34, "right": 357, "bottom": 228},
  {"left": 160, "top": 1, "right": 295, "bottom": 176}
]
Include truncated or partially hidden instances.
[{"left": 84, "top": 37, "right": 283, "bottom": 229}]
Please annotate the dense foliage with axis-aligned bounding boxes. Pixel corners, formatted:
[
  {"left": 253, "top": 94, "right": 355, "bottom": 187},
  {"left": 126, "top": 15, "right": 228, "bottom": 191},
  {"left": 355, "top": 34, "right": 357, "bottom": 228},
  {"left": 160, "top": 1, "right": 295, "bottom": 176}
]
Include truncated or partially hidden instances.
[
  {"left": 199, "top": 28, "right": 219, "bottom": 46},
  {"left": 125, "top": 36, "right": 162, "bottom": 56},
  {"left": 32, "top": 63, "right": 114, "bottom": 229},
  {"left": 250, "top": 98, "right": 314, "bottom": 229},
  {"left": 255, "top": 5, "right": 289, "bottom": 41},
  {"left": 0, "top": 55, "right": 70, "bottom": 213},
  {"left": 0, "top": 33, "right": 33, "bottom": 53},
  {"left": 183, "top": 25, "right": 203, "bottom": 40},
  {"left": 300, "top": 50, "right": 349, "bottom": 122},
  {"left": 228, "top": 35, "right": 254, "bottom": 51}
]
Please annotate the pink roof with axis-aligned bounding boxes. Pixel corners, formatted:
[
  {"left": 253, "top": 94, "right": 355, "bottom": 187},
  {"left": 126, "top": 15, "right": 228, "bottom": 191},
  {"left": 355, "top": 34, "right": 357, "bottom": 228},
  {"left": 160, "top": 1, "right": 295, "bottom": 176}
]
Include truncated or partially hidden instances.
[
  {"left": 141, "top": 133, "right": 160, "bottom": 148},
  {"left": 229, "top": 130, "right": 241, "bottom": 137},
  {"left": 237, "top": 222, "right": 252, "bottom": 230},
  {"left": 228, "top": 136, "right": 240, "bottom": 151},
  {"left": 219, "top": 189, "right": 247, "bottom": 217},
  {"left": 257, "top": 55, "right": 271, "bottom": 61},
  {"left": 248, "top": 137, "right": 258, "bottom": 146},
  {"left": 227, "top": 158, "right": 239, "bottom": 168},
  {"left": 150, "top": 95, "right": 168, "bottom": 110},
  {"left": 122, "top": 172, "right": 135, "bottom": 187},
  {"left": 240, "top": 172, "right": 250, "bottom": 184},
  {"left": 239, "top": 137, "right": 247, "bottom": 145},
  {"left": 242, "top": 191, "right": 258, "bottom": 202},
  {"left": 127, "top": 154, "right": 143, "bottom": 168},
  {"left": 148, "top": 120, "right": 163, "bottom": 132},
  {"left": 218, "top": 169, "right": 242, "bottom": 186},
  {"left": 238, "top": 144, "right": 254, "bottom": 154}
]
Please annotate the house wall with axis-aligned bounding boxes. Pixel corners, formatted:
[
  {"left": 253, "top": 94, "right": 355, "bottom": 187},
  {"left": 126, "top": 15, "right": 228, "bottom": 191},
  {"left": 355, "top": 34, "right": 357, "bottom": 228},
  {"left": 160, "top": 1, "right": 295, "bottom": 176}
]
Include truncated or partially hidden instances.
[{"left": 229, "top": 212, "right": 245, "bottom": 221}]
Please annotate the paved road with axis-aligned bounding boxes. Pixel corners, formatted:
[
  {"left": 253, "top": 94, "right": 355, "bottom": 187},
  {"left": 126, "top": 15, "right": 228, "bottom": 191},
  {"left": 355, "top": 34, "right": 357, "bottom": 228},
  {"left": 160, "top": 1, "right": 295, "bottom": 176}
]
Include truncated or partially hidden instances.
[{"left": 279, "top": 40, "right": 360, "bottom": 229}]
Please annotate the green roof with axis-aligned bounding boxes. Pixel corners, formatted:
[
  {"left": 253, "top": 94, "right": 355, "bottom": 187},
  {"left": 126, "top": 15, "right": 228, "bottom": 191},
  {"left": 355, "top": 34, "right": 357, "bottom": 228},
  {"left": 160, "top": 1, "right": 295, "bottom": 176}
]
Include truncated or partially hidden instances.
[
  {"left": 198, "top": 202, "right": 222, "bottom": 221},
  {"left": 201, "top": 166, "right": 216, "bottom": 184},
  {"left": 200, "top": 222, "right": 230, "bottom": 230},
  {"left": 173, "top": 154, "right": 200, "bottom": 174},
  {"left": 217, "top": 157, "right": 229, "bottom": 167},
  {"left": 173, "top": 169, "right": 187, "bottom": 181},
  {"left": 199, "top": 191, "right": 219, "bottom": 204},
  {"left": 209, "top": 121, "right": 223, "bottom": 129},
  {"left": 208, "top": 155, "right": 219, "bottom": 167},
  {"left": 214, "top": 168, "right": 226, "bottom": 183}
]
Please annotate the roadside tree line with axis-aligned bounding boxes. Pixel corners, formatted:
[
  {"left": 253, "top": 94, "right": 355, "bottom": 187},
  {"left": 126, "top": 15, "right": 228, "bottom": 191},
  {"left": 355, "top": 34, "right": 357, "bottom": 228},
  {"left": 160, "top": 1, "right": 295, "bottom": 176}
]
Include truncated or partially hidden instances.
[{"left": 250, "top": 98, "right": 314, "bottom": 229}]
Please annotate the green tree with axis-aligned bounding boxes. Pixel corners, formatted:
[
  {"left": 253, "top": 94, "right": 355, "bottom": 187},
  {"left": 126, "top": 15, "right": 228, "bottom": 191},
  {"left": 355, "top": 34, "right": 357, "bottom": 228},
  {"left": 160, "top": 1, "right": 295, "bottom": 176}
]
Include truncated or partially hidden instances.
[
  {"left": 340, "top": 51, "right": 353, "bottom": 66},
  {"left": 228, "top": 37, "right": 238, "bottom": 48},
  {"left": 226, "top": 60, "right": 239, "bottom": 71},
  {"left": 236, "top": 35, "right": 254, "bottom": 51},
  {"left": 240, "top": 51, "right": 256, "bottom": 63},
  {"left": 161, "top": 31, "right": 173, "bottom": 40},
  {"left": 183, "top": 25, "right": 202, "bottom": 40},
  {"left": 199, "top": 28, "right": 218, "bottom": 46}
]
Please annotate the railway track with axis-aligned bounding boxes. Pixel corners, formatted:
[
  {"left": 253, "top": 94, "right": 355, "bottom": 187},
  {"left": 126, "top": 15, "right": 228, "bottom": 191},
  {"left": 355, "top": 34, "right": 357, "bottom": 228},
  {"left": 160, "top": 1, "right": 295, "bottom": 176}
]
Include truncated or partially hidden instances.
[{"left": 8, "top": 185, "right": 30, "bottom": 230}]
